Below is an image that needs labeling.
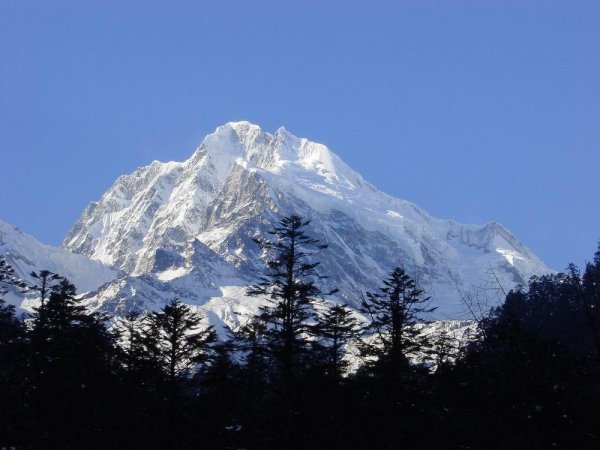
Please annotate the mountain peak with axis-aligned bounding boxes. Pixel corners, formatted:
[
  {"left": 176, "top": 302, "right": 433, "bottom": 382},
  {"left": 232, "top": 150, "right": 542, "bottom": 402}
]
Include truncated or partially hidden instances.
[
  {"left": 221, "top": 121, "right": 295, "bottom": 140},
  {"left": 275, "top": 125, "right": 295, "bottom": 138},
  {"left": 60, "top": 122, "right": 552, "bottom": 316},
  {"left": 195, "top": 122, "right": 358, "bottom": 188},
  {"left": 226, "top": 120, "right": 260, "bottom": 130},
  {"left": 224, "top": 120, "right": 263, "bottom": 138}
]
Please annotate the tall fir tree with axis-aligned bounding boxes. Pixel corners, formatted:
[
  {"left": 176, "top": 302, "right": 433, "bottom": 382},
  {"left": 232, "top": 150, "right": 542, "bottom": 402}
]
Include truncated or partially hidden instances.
[
  {"left": 234, "top": 315, "right": 270, "bottom": 388},
  {"left": 27, "top": 277, "right": 118, "bottom": 448},
  {"left": 141, "top": 298, "right": 218, "bottom": 448},
  {"left": 144, "top": 298, "right": 218, "bottom": 387},
  {"left": 248, "top": 215, "right": 332, "bottom": 386},
  {"left": 114, "top": 310, "right": 149, "bottom": 375},
  {"left": 28, "top": 269, "right": 63, "bottom": 325},
  {"left": 359, "top": 267, "right": 436, "bottom": 377},
  {"left": 314, "top": 303, "right": 360, "bottom": 379},
  {"left": 0, "top": 256, "right": 27, "bottom": 293}
]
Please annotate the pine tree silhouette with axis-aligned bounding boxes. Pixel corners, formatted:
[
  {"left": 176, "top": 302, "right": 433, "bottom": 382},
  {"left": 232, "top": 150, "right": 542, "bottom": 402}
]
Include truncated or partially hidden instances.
[
  {"left": 144, "top": 298, "right": 217, "bottom": 387},
  {"left": 314, "top": 303, "right": 360, "bottom": 379},
  {"left": 359, "top": 266, "right": 436, "bottom": 377},
  {"left": 28, "top": 277, "right": 117, "bottom": 448},
  {"left": 248, "top": 215, "right": 332, "bottom": 387}
]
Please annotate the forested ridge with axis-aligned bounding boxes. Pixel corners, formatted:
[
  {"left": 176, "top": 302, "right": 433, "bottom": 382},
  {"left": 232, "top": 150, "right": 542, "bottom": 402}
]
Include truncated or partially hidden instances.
[{"left": 1, "top": 215, "right": 599, "bottom": 449}]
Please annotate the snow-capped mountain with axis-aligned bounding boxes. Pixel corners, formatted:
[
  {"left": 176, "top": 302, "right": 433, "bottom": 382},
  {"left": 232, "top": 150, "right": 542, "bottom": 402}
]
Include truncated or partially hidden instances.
[
  {"left": 0, "top": 219, "right": 117, "bottom": 296},
  {"left": 59, "top": 121, "right": 550, "bottom": 322}
]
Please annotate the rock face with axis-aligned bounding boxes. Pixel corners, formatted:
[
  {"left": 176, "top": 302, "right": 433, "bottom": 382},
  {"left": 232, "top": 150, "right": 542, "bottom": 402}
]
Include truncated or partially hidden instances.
[{"left": 59, "top": 121, "right": 550, "bottom": 322}]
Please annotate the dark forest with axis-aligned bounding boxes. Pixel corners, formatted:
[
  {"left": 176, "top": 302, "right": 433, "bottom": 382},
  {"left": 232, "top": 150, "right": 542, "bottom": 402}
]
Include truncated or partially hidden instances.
[{"left": 1, "top": 215, "right": 599, "bottom": 449}]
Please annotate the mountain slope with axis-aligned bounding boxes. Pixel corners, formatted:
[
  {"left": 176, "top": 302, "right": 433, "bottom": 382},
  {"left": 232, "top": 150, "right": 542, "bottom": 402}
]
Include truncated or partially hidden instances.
[
  {"left": 0, "top": 219, "right": 117, "bottom": 295},
  {"left": 62, "top": 122, "right": 550, "bottom": 319}
]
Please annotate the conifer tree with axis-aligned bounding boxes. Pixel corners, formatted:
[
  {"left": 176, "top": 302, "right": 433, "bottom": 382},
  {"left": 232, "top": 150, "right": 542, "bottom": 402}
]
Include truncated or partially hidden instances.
[
  {"left": 234, "top": 316, "right": 270, "bottom": 387},
  {"left": 28, "top": 277, "right": 117, "bottom": 448},
  {"left": 0, "top": 256, "right": 26, "bottom": 344},
  {"left": 141, "top": 299, "right": 218, "bottom": 448},
  {"left": 114, "top": 311, "right": 151, "bottom": 375},
  {"left": 0, "top": 256, "right": 27, "bottom": 293},
  {"left": 0, "top": 298, "right": 22, "bottom": 345},
  {"left": 359, "top": 267, "right": 436, "bottom": 377},
  {"left": 28, "top": 269, "right": 63, "bottom": 324},
  {"left": 442, "top": 289, "right": 586, "bottom": 450},
  {"left": 248, "top": 214, "right": 331, "bottom": 385},
  {"left": 314, "top": 303, "right": 360, "bottom": 379},
  {"left": 144, "top": 298, "right": 217, "bottom": 387},
  {"left": 30, "top": 276, "right": 115, "bottom": 378}
]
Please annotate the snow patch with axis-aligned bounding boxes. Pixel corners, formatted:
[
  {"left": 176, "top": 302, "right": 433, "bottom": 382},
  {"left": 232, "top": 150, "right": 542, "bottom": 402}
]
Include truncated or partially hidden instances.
[
  {"left": 496, "top": 248, "right": 526, "bottom": 266},
  {"left": 157, "top": 267, "right": 189, "bottom": 281}
]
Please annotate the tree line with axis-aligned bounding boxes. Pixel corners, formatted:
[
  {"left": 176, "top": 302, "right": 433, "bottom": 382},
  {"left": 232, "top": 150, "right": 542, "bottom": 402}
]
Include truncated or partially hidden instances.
[{"left": 1, "top": 215, "right": 599, "bottom": 449}]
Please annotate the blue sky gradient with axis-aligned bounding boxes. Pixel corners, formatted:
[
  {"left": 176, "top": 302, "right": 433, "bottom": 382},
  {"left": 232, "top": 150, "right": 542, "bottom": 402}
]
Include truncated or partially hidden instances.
[{"left": 1, "top": 0, "right": 599, "bottom": 270}]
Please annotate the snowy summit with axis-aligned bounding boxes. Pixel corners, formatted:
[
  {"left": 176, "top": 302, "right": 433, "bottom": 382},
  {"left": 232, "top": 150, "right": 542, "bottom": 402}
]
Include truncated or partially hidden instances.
[
  {"left": 2, "top": 122, "right": 551, "bottom": 326},
  {"left": 53, "top": 122, "right": 550, "bottom": 323}
]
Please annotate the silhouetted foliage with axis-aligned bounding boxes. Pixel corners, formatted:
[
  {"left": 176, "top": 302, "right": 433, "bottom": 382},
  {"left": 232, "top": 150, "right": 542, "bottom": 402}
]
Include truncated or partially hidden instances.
[
  {"left": 1, "top": 221, "right": 600, "bottom": 449},
  {"left": 0, "top": 298, "right": 27, "bottom": 446},
  {"left": 0, "top": 256, "right": 27, "bottom": 295},
  {"left": 248, "top": 215, "right": 332, "bottom": 387},
  {"left": 28, "top": 269, "right": 64, "bottom": 325},
  {"left": 313, "top": 302, "right": 360, "bottom": 379},
  {"left": 434, "top": 286, "right": 598, "bottom": 449},
  {"left": 359, "top": 266, "right": 436, "bottom": 377},
  {"left": 26, "top": 277, "right": 118, "bottom": 448},
  {"left": 144, "top": 298, "right": 218, "bottom": 386},
  {"left": 234, "top": 315, "right": 270, "bottom": 388},
  {"left": 114, "top": 310, "right": 148, "bottom": 374}
]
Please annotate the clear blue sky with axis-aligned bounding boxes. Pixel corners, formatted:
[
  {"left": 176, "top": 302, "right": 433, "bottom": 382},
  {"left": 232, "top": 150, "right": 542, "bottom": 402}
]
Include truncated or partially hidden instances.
[{"left": 1, "top": 0, "right": 599, "bottom": 270}]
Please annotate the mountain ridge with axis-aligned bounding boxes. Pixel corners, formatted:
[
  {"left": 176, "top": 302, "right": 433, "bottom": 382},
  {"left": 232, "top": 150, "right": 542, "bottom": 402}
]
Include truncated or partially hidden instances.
[
  {"left": 0, "top": 219, "right": 117, "bottom": 294},
  {"left": 55, "top": 122, "right": 550, "bottom": 321}
]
